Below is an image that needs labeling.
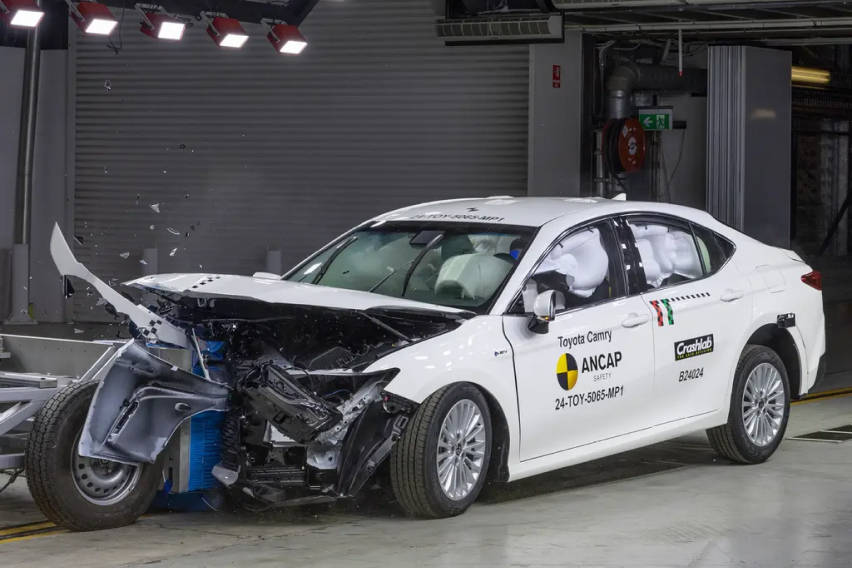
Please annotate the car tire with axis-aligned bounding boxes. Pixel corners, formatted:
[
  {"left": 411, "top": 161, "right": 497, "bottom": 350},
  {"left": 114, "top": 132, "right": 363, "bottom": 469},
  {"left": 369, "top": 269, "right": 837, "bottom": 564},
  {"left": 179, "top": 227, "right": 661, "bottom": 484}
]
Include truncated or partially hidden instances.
[
  {"left": 707, "top": 345, "right": 790, "bottom": 464},
  {"left": 390, "top": 383, "right": 492, "bottom": 518},
  {"left": 25, "top": 380, "right": 162, "bottom": 532}
]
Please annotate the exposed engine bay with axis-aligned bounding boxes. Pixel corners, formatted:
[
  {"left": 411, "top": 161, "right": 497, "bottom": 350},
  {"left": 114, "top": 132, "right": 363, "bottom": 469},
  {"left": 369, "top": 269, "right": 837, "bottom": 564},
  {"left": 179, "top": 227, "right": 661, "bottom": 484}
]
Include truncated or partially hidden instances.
[{"left": 50, "top": 225, "right": 471, "bottom": 508}]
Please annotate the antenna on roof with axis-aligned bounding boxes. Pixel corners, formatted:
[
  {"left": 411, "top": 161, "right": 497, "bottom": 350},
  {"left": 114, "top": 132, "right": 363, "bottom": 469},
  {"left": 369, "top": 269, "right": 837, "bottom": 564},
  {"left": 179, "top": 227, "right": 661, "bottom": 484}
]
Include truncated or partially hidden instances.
[{"left": 611, "top": 193, "right": 627, "bottom": 201}]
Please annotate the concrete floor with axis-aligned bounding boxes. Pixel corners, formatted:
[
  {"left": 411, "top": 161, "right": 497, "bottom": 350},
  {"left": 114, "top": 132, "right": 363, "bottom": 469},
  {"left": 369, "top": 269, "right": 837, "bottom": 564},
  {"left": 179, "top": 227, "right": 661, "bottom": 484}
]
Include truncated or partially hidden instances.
[{"left": 1, "top": 393, "right": 851, "bottom": 567}]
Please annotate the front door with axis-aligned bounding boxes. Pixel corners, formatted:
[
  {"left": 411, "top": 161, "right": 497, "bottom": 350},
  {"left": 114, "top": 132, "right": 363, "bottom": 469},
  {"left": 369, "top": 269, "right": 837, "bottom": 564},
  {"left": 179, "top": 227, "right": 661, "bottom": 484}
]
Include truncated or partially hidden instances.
[{"left": 503, "top": 219, "right": 656, "bottom": 462}]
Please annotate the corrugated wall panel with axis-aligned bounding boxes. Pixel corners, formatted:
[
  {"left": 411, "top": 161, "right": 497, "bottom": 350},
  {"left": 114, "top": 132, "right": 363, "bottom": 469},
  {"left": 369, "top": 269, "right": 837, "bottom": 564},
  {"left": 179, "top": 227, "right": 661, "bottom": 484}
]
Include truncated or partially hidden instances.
[
  {"left": 706, "top": 46, "right": 746, "bottom": 230},
  {"left": 72, "top": 0, "right": 529, "bottom": 320}
]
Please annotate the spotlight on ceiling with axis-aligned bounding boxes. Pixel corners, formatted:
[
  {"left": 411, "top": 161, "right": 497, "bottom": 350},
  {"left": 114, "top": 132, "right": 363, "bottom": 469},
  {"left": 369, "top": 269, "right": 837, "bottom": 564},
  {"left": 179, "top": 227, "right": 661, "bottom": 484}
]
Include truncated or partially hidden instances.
[
  {"left": 137, "top": 5, "right": 185, "bottom": 40},
  {"left": 0, "top": 0, "right": 44, "bottom": 28},
  {"left": 204, "top": 13, "right": 248, "bottom": 48},
  {"left": 266, "top": 22, "right": 307, "bottom": 55},
  {"left": 68, "top": 1, "right": 118, "bottom": 35}
]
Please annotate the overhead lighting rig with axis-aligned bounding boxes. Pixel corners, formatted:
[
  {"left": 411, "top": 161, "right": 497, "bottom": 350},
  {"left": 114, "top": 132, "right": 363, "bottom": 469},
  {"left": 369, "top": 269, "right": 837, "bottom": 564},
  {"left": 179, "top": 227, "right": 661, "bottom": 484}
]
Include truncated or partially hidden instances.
[
  {"left": 265, "top": 21, "right": 307, "bottom": 55},
  {"left": 0, "top": 0, "right": 44, "bottom": 28},
  {"left": 67, "top": 0, "right": 118, "bottom": 35},
  {"left": 203, "top": 12, "right": 248, "bottom": 48},
  {"left": 137, "top": 4, "right": 186, "bottom": 40}
]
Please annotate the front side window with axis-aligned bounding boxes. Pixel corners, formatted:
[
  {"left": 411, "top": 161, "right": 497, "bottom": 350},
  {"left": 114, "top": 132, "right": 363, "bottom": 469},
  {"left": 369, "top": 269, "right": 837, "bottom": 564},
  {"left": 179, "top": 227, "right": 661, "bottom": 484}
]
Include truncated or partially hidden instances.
[
  {"left": 627, "top": 218, "right": 703, "bottom": 291},
  {"left": 285, "top": 223, "right": 534, "bottom": 313},
  {"left": 514, "top": 221, "right": 624, "bottom": 313}
]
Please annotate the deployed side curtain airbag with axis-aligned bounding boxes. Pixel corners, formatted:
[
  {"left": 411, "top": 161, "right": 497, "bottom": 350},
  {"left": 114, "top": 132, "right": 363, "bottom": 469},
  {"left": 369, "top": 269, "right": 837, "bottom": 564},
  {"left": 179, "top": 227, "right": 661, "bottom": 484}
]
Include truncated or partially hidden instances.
[
  {"left": 630, "top": 223, "right": 703, "bottom": 288},
  {"left": 536, "top": 228, "right": 608, "bottom": 299}
]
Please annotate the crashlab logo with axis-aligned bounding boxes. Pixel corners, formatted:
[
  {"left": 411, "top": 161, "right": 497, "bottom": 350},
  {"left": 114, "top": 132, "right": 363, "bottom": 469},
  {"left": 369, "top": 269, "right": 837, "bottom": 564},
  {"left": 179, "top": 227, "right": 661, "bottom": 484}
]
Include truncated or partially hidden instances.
[
  {"left": 674, "top": 334, "right": 714, "bottom": 361},
  {"left": 556, "top": 353, "right": 579, "bottom": 391}
]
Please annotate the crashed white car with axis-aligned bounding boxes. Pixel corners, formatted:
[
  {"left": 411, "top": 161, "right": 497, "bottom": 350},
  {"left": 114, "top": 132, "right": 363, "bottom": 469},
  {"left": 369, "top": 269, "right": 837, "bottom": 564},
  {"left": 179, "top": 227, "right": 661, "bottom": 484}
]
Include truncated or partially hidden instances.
[{"left": 27, "top": 197, "right": 825, "bottom": 531}]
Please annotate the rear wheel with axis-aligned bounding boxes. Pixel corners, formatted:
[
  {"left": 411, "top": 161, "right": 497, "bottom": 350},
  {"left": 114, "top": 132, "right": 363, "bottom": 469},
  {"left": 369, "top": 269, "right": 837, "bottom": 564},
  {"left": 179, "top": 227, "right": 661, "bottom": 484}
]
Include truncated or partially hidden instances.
[
  {"left": 25, "top": 380, "right": 162, "bottom": 531},
  {"left": 390, "top": 383, "right": 491, "bottom": 518},
  {"left": 707, "top": 345, "right": 790, "bottom": 464}
]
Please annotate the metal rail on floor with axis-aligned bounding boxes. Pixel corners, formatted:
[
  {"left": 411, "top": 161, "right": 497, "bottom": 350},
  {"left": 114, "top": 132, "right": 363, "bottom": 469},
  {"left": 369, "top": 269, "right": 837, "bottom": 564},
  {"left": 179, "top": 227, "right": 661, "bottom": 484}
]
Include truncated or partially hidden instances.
[{"left": 793, "top": 387, "right": 852, "bottom": 405}]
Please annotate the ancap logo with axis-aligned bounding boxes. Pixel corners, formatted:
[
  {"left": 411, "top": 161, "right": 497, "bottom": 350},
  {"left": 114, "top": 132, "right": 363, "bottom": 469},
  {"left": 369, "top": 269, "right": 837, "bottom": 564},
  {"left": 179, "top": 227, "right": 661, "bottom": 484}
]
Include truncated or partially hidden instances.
[
  {"left": 674, "top": 334, "right": 714, "bottom": 361},
  {"left": 556, "top": 353, "right": 579, "bottom": 391}
]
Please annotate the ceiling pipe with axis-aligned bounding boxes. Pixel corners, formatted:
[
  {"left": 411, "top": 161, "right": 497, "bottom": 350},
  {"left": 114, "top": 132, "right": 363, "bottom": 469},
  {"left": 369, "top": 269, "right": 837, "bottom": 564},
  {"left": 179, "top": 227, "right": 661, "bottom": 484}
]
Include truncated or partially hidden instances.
[
  {"left": 556, "top": 0, "right": 828, "bottom": 8},
  {"left": 567, "top": 16, "right": 852, "bottom": 34},
  {"left": 606, "top": 62, "right": 706, "bottom": 119}
]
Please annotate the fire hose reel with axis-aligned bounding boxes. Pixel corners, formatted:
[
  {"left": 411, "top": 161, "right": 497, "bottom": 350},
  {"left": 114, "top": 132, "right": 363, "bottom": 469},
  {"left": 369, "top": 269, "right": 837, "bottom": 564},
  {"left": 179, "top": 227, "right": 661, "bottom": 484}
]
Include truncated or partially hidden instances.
[{"left": 603, "top": 118, "right": 647, "bottom": 174}]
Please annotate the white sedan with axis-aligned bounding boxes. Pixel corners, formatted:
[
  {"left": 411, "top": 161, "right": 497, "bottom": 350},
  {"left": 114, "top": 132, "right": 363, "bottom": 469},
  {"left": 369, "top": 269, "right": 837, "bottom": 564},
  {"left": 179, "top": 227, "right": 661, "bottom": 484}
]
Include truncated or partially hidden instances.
[{"left": 30, "top": 196, "right": 825, "bottom": 530}]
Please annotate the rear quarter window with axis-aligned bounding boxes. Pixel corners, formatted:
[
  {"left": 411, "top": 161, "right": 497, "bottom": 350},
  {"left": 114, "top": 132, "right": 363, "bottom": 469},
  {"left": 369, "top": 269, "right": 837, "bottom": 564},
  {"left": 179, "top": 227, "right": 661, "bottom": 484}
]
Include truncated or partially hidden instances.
[{"left": 691, "top": 224, "right": 735, "bottom": 275}]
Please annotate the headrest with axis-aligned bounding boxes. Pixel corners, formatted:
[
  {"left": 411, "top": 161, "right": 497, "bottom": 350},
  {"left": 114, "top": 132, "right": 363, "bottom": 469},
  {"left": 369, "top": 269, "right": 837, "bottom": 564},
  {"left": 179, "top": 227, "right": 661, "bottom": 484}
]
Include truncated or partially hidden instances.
[
  {"left": 441, "top": 235, "right": 475, "bottom": 261},
  {"left": 435, "top": 253, "right": 512, "bottom": 300}
]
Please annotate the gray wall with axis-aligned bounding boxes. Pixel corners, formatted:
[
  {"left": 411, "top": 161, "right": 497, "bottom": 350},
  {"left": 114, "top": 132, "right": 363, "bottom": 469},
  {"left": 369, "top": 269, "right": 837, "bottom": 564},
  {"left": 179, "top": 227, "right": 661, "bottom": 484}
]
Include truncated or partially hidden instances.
[
  {"left": 527, "top": 34, "right": 583, "bottom": 196},
  {"left": 70, "top": 0, "right": 530, "bottom": 320},
  {"left": 0, "top": 48, "right": 24, "bottom": 319},
  {"left": 707, "top": 46, "right": 791, "bottom": 248},
  {"left": 30, "top": 51, "right": 70, "bottom": 322},
  {"left": 657, "top": 93, "right": 707, "bottom": 209},
  {"left": 0, "top": 47, "right": 68, "bottom": 323},
  {"left": 0, "top": 49, "right": 24, "bottom": 252}
]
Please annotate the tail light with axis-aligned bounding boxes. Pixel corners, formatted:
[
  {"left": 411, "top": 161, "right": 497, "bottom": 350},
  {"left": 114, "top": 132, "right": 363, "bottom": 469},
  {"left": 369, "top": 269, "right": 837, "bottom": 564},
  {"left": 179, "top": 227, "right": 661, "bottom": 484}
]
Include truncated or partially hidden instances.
[{"left": 801, "top": 271, "right": 822, "bottom": 291}]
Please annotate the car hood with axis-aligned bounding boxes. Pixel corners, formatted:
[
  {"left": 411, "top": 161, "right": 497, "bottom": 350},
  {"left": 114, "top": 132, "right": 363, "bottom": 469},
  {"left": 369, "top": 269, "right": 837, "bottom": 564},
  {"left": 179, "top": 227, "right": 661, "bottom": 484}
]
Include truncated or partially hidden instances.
[{"left": 126, "top": 273, "right": 471, "bottom": 318}]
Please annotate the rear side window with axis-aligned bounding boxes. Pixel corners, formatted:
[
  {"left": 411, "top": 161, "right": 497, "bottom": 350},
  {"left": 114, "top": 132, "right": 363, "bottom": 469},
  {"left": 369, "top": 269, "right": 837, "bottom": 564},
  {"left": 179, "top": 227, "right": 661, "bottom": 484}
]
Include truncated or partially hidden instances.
[
  {"left": 691, "top": 224, "right": 735, "bottom": 274},
  {"left": 627, "top": 218, "right": 703, "bottom": 291}
]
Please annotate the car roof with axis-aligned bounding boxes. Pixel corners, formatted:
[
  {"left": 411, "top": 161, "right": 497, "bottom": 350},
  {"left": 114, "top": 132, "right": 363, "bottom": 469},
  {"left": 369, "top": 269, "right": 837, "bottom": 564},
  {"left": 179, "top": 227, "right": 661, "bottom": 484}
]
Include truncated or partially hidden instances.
[{"left": 370, "top": 196, "right": 720, "bottom": 230}]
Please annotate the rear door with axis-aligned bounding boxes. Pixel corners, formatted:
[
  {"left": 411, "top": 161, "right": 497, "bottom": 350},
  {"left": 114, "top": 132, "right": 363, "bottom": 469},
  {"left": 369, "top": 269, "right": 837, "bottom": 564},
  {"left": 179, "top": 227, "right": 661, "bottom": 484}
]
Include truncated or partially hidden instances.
[
  {"left": 503, "top": 218, "right": 656, "bottom": 461},
  {"left": 623, "top": 215, "right": 749, "bottom": 423}
]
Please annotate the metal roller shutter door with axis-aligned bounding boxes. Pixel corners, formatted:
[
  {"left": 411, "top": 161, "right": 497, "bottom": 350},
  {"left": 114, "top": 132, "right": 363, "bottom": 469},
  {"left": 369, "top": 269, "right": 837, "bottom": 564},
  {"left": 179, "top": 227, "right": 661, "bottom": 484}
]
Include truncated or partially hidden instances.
[{"left": 71, "top": 0, "right": 529, "bottom": 320}]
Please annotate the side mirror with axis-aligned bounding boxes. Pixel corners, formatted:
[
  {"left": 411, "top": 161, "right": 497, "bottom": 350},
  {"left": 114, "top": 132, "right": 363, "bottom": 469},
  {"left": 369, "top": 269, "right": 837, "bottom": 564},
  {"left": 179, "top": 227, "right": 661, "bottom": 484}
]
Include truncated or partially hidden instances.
[{"left": 528, "top": 290, "right": 556, "bottom": 334}]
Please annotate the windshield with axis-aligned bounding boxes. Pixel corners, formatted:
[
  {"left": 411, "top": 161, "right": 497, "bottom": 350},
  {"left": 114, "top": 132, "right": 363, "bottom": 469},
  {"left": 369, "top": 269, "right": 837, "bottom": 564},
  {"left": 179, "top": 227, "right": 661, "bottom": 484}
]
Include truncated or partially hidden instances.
[{"left": 285, "top": 223, "right": 535, "bottom": 313}]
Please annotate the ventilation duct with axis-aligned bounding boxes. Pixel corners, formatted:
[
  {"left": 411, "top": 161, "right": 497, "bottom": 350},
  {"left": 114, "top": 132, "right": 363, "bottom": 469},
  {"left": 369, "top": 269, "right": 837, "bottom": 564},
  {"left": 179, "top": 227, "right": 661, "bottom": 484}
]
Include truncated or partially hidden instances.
[
  {"left": 436, "top": 13, "right": 562, "bottom": 43},
  {"left": 606, "top": 62, "right": 707, "bottom": 119}
]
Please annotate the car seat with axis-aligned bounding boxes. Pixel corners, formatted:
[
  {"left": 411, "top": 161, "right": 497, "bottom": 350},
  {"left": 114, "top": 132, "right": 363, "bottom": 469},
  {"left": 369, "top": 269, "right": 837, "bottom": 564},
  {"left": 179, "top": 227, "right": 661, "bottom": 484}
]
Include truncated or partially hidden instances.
[{"left": 434, "top": 253, "right": 513, "bottom": 301}]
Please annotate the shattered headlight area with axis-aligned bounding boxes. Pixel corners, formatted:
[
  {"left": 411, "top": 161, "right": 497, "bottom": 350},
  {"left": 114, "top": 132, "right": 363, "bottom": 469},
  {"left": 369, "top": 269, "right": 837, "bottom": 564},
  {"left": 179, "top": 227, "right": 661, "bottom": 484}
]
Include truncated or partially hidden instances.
[
  {"left": 49, "top": 224, "right": 476, "bottom": 509},
  {"left": 183, "top": 302, "right": 422, "bottom": 506},
  {"left": 83, "top": 297, "right": 438, "bottom": 509}
]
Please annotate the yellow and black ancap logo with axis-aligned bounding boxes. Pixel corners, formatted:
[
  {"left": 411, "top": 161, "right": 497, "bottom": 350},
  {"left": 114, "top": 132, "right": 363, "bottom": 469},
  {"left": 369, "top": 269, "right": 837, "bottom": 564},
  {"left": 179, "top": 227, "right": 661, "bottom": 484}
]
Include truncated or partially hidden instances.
[{"left": 556, "top": 353, "right": 579, "bottom": 391}]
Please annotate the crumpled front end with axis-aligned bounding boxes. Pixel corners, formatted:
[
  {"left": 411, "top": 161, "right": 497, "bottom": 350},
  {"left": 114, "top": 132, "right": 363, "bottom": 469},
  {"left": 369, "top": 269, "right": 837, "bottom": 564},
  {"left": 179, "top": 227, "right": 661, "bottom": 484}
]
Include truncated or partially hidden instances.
[{"left": 51, "top": 225, "right": 466, "bottom": 505}]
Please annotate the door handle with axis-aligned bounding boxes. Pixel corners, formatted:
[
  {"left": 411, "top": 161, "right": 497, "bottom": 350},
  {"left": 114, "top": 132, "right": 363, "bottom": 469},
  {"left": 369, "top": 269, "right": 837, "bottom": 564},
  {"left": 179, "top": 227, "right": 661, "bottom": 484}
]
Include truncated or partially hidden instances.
[
  {"left": 621, "top": 313, "right": 650, "bottom": 328},
  {"left": 720, "top": 289, "right": 744, "bottom": 302}
]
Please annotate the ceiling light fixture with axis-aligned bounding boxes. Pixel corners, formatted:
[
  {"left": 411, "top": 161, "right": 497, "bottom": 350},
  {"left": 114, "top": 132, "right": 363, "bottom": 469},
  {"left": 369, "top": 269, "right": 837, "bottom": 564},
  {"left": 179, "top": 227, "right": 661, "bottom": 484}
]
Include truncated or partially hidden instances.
[
  {"left": 204, "top": 13, "right": 248, "bottom": 48},
  {"left": 67, "top": 1, "right": 118, "bottom": 35},
  {"left": 791, "top": 65, "right": 831, "bottom": 85},
  {"left": 266, "top": 22, "right": 307, "bottom": 55},
  {"left": 137, "top": 4, "right": 185, "bottom": 40},
  {"left": 0, "top": 0, "right": 44, "bottom": 28}
]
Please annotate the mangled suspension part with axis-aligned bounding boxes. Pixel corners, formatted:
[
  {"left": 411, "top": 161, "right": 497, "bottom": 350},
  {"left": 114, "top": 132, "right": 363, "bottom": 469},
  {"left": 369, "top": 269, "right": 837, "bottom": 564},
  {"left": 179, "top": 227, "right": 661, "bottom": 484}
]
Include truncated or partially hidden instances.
[
  {"left": 243, "top": 364, "right": 343, "bottom": 444},
  {"left": 211, "top": 408, "right": 242, "bottom": 487},
  {"left": 79, "top": 340, "right": 230, "bottom": 464},
  {"left": 306, "top": 378, "right": 388, "bottom": 470},
  {"left": 335, "top": 401, "right": 410, "bottom": 496}
]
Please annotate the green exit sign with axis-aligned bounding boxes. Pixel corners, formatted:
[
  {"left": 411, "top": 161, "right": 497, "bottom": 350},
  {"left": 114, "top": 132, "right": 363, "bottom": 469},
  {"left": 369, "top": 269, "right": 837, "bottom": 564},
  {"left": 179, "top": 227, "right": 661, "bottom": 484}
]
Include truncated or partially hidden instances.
[{"left": 638, "top": 108, "right": 673, "bottom": 131}]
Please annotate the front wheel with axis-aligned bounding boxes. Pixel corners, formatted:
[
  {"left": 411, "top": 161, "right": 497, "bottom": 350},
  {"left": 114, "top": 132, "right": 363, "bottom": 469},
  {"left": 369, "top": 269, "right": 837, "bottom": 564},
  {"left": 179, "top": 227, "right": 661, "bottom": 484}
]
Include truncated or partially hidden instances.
[
  {"left": 390, "top": 383, "right": 492, "bottom": 518},
  {"left": 707, "top": 345, "right": 790, "bottom": 464},
  {"left": 25, "top": 380, "right": 162, "bottom": 531}
]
